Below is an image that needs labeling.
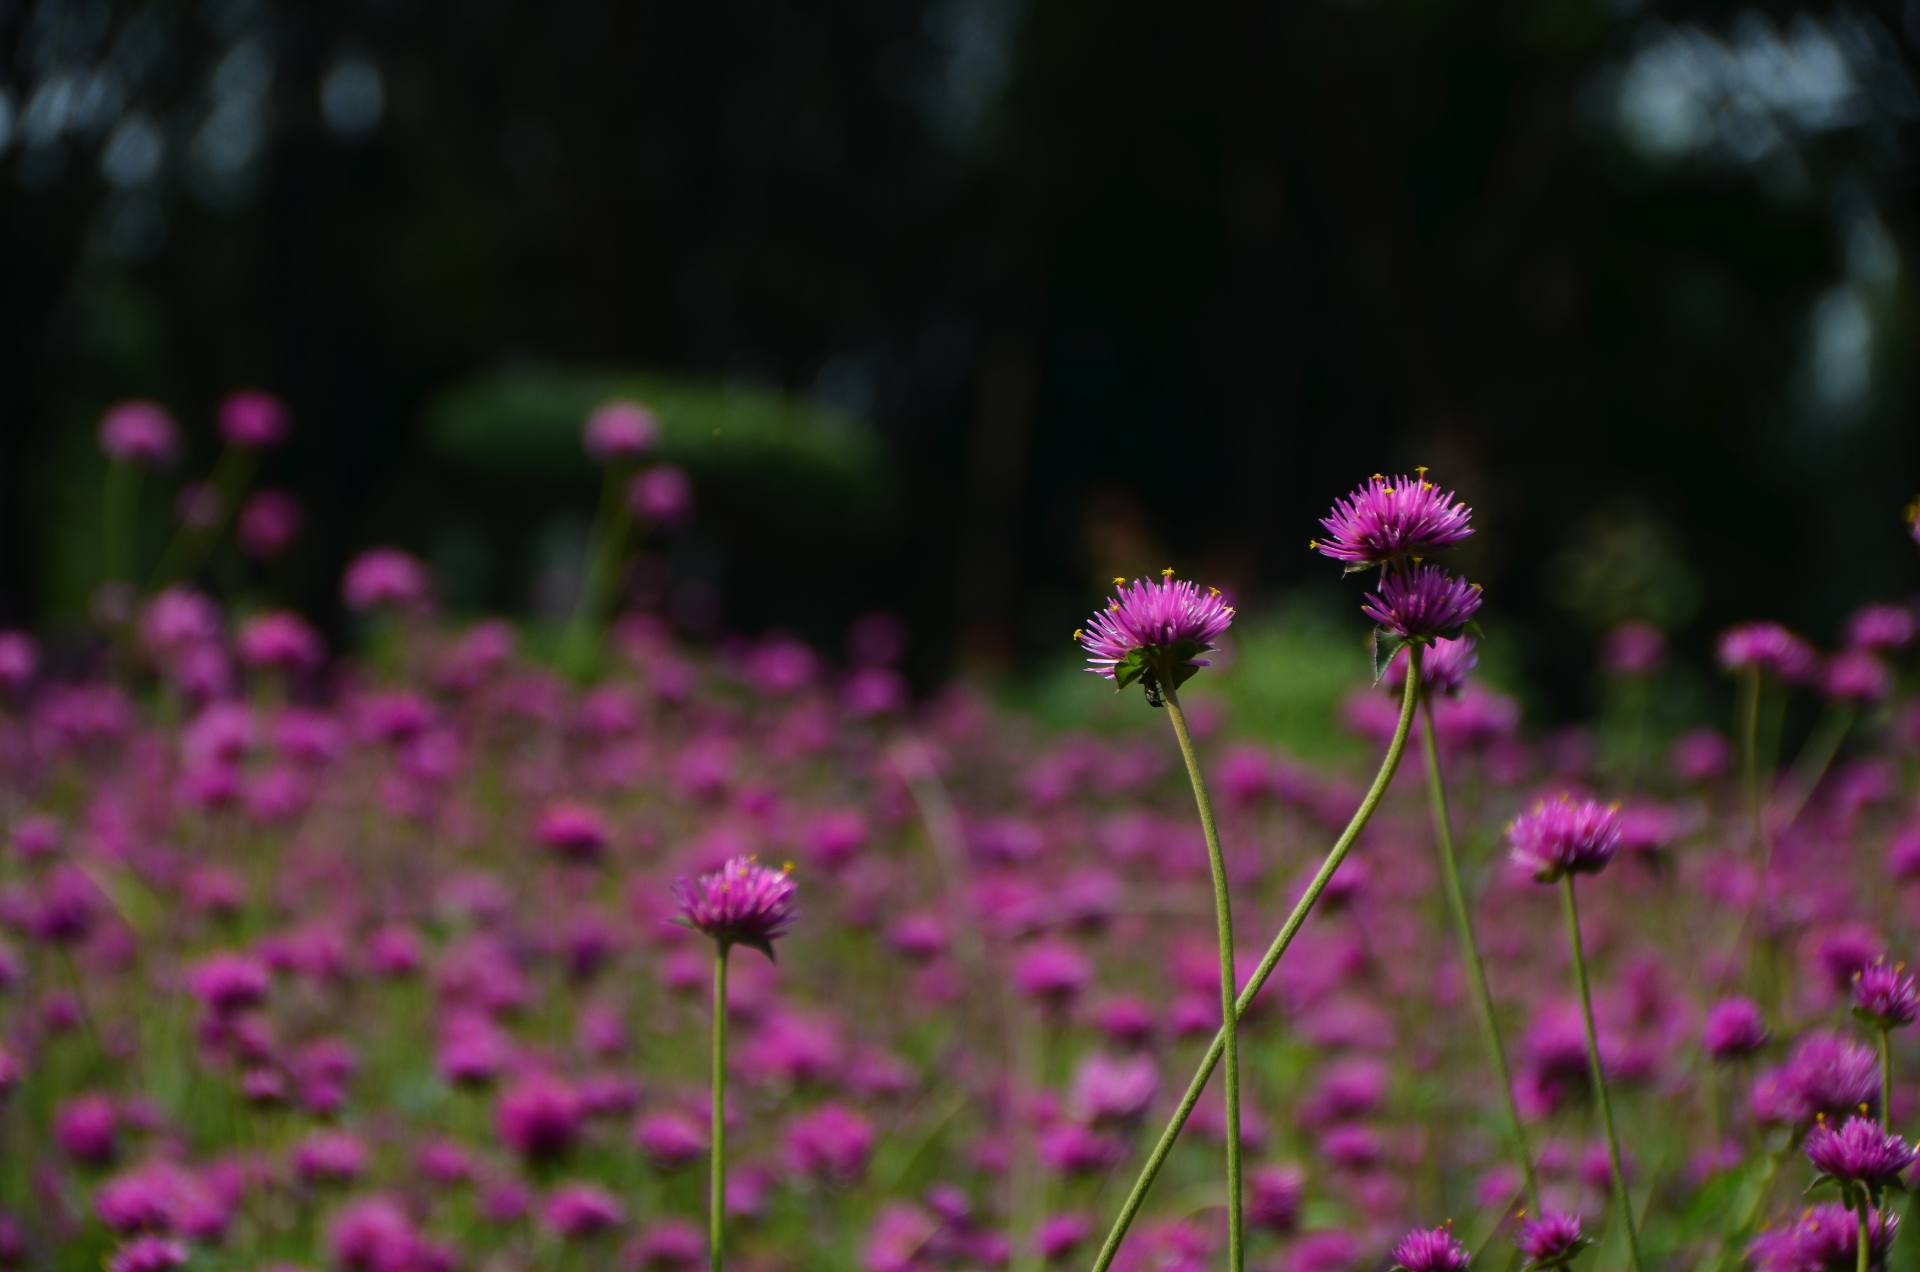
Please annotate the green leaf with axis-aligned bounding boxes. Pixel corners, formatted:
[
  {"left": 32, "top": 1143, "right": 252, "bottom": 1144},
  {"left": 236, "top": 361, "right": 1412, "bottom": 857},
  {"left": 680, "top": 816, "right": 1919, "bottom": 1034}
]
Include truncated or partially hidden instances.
[
  {"left": 1369, "top": 629, "right": 1408, "bottom": 685},
  {"left": 737, "top": 935, "right": 778, "bottom": 963}
]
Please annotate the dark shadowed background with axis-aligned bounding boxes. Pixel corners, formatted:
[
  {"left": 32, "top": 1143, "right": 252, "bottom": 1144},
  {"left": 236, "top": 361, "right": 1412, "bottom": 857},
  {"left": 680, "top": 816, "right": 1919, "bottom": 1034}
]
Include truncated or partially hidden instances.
[{"left": 3, "top": 0, "right": 1917, "bottom": 717}]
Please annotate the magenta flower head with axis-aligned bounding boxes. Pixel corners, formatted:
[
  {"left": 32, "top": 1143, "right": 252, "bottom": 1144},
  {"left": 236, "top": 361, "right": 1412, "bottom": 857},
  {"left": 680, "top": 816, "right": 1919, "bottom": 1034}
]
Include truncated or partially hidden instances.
[
  {"left": 217, "top": 389, "right": 289, "bottom": 449},
  {"left": 628, "top": 465, "right": 694, "bottom": 525},
  {"left": 1385, "top": 634, "right": 1477, "bottom": 696},
  {"left": 1806, "top": 1114, "right": 1917, "bottom": 1206},
  {"left": 1717, "top": 622, "right": 1818, "bottom": 681},
  {"left": 1361, "top": 565, "right": 1482, "bottom": 642},
  {"left": 1390, "top": 1223, "right": 1471, "bottom": 1272},
  {"left": 99, "top": 400, "right": 179, "bottom": 465},
  {"left": 1514, "top": 1211, "right": 1589, "bottom": 1270},
  {"left": 1312, "top": 469, "right": 1474, "bottom": 570},
  {"left": 342, "top": 548, "right": 431, "bottom": 613},
  {"left": 1076, "top": 569, "right": 1235, "bottom": 704},
  {"left": 583, "top": 399, "right": 659, "bottom": 462},
  {"left": 1602, "top": 621, "right": 1665, "bottom": 676},
  {"left": 1847, "top": 603, "right": 1915, "bottom": 654},
  {"left": 1824, "top": 650, "right": 1891, "bottom": 707},
  {"left": 1852, "top": 958, "right": 1919, "bottom": 1030},
  {"left": 1702, "top": 997, "right": 1769, "bottom": 1061},
  {"left": 672, "top": 856, "right": 797, "bottom": 960},
  {"left": 1750, "top": 1202, "right": 1897, "bottom": 1271},
  {"left": 1506, "top": 794, "right": 1621, "bottom": 883}
]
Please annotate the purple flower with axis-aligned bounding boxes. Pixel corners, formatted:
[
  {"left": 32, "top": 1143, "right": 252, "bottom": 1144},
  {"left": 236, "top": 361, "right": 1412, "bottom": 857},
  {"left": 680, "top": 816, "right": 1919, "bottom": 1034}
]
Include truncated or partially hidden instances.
[
  {"left": 1825, "top": 650, "right": 1891, "bottom": 706},
  {"left": 1784, "top": 1031, "right": 1881, "bottom": 1123},
  {"left": 1068, "top": 1052, "right": 1158, "bottom": 1125},
  {"left": 342, "top": 548, "right": 430, "bottom": 613},
  {"left": 326, "top": 1195, "right": 420, "bottom": 1272},
  {"left": 543, "top": 1183, "right": 626, "bottom": 1239},
  {"left": 495, "top": 1073, "right": 585, "bottom": 1163},
  {"left": 1806, "top": 1114, "right": 1916, "bottom": 1190},
  {"left": 1247, "top": 1164, "right": 1303, "bottom": 1234},
  {"left": 1012, "top": 939, "right": 1093, "bottom": 1006},
  {"left": 187, "top": 953, "right": 270, "bottom": 1017},
  {"left": 55, "top": 1093, "right": 119, "bottom": 1165},
  {"left": 583, "top": 399, "right": 659, "bottom": 461},
  {"left": 238, "top": 490, "right": 303, "bottom": 558},
  {"left": 671, "top": 856, "right": 797, "bottom": 959},
  {"left": 1385, "top": 634, "right": 1478, "bottom": 696},
  {"left": 634, "top": 1111, "right": 705, "bottom": 1168},
  {"left": 1750, "top": 1202, "right": 1897, "bottom": 1270},
  {"left": 1853, "top": 958, "right": 1919, "bottom": 1029},
  {"left": 1390, "top": 1223, "right": 1471, "bottom": 1272},
  {"left": 1717, "top": 622, "right": 1818, "bottom": 680},
  {"left": 99, "top": 401, "right": 179, "bottom": 465},
  {"left": 1602, "top": 621, "right": 1665, "bottom": 676},
  {"left": 628, "top": 465, "right": 694, "bottom": 525},
  {"left": 1076, "top": 571, "right": 1235, "bottom": 695},
  {"left": 784, "top": 1103, "right": 876, "bottom": 1182},
  {"left": 1361, "top": 565, "right": 1483, "bottom": 640},
  {"left": 1312, "top": 470, "right": 1474, "bottom": 567},
  {"left": 1506, "top": 794, "right": 1621, "bottom": 882},
  {"left": 535, "top": 802, "right": 612, "bottom": 863},
  {"left": 107, "top": 1236, "right": 188, "bottom": 1272},
  {"left": 1702, "top": 997, "right": 1768, "bottom": 1061},
  {"left": 218, "top": 389, "right": 290, "bottom": 448},
  {"left": 1514, "top": 1210, "right": 1588, "bottom": 1269},
  {"left": 1849, "top": 603, "right": 1916, "bottom": 653},
  {"left": 1037, "top": 1212, "right": 1091, "bottom": 1260}
]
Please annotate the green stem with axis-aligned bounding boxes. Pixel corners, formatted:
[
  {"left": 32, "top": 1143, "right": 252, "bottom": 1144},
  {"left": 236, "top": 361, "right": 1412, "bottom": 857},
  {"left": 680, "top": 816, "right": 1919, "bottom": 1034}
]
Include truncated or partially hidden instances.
[
  {"left": 710, "top": 942, "right": 730, "bottom": 1272},
  {"left": 1561, "top": 877, "right": 1644, "bottom": 1272},
  {"left": 1089, "top": 663, "right": 1421, "bottom": 1272},
  {"left": 560, "top": 464, "right": 637, "bottom": 682},
  {"left": 1419, "top": 679, "right": 1539, "bottom": 1213},
  {"left": 1881, "top": 1028, "right": 1893, "bottom": 1131},
  {"left": 1738, "top": 666, "right": 1763, "bottom": 855},
  {"left": 102, "top": 459, "right": 138, "bottom": 589},
  {"left": 1859, "top": 1204, "right": 1870, "bottom": 1272},
  {"left": 1160, "top": 686, "right": 1242, "bottom": 1272},
  {"left": 1777, "top": 705, "right": 1855, "bottom": 829}
]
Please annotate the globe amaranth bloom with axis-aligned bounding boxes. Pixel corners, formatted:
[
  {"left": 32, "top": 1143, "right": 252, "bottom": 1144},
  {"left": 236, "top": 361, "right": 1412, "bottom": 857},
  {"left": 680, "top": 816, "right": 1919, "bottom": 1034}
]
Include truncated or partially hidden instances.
[
  {"left": 1385, "top": 634, "right": 1477, "bottom": 696},
  {"left": 1507, "top": 794, "right": 1621, "bottom": 882},
  {"left": 1805, "top": 1114, "right": 1917, "bottom": 1194},
  {"left": 1514, "top": 1211, "right": 1589, "bottom": 1270},
  {"left": 1784, "top": 1031, "right": 1881, "bottom": 1123},
  {"left": 582, "top": 399, "right": 659, "bottom": 462},
  {"left": 1852, "top": 959, "right": 1919, "bottom": 1029},
  {"left": 1361, "top": 565, "right": 1483, "bottom": 641},
  {"left": 1312, "top": 469, "right": 1474, "bottom": 568},
  {"left": 99, "top": 401, "right": 179, "bottom": 465},
  {"left": 1390, "top": 1223, "right": 1471, "bottom": 1272},
  {"left": 1750, "top": 1203, "right": 1898, "bottom": 1272},
  {"left": 671, "top": 855, "right": 797, "bottom": 960},
  {"left": 1717, "top": 622, "right": 1818, "bottom": 681},
  {"left": 1702, "top": 997, "right": 1769, "bottom": 1061},
  {"left": 1076, "top": 569, "right": 1235, "bottom": 701}
]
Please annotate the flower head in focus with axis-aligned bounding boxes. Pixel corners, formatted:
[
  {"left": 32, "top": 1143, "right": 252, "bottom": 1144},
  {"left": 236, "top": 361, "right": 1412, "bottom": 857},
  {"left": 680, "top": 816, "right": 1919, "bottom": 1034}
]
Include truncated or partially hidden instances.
[
  {"left": 1312, "top": 469, "right": 1474, "bottom": 570},
  {"left": 672, "top": 856, "right": 797, "bottom": 960},
  {"left": 1514, "top": 1210, "right": 1589, "bottom": 1270},
  {"left": 1507, "top": 794, "right": 1621, "bottom": 883},
  {"left": 1076, "top": 570, "right": 1235, "bottom": 705},
  {"left": 1852, "top": 958, "right": 1919, "bottom": 1030},
  {"left": 1390, "top": 1223, "right": 1471, "bottom": 1272}
]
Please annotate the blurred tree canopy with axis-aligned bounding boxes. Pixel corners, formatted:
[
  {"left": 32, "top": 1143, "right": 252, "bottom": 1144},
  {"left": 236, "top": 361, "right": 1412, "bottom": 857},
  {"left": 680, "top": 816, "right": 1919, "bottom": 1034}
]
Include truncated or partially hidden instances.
[{"left": 2, "top": 0, "right": 1917, "bottom": 710}]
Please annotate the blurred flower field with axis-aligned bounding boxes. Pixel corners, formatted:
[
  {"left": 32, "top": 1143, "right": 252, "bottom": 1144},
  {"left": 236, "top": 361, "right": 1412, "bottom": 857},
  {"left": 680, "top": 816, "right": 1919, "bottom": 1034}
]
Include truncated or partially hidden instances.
[{"left": 2, "top": 397, "right": 1920, "bottom": 1271}]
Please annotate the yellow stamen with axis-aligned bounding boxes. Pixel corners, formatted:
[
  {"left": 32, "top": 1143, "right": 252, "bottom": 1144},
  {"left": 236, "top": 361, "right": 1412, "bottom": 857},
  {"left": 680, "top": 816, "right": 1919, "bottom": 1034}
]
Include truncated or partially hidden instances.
[
  {"left": 1072, "top": 628, "right": 1085, "bottom": 643},
  {"left": 1160, "top": 566, "right": 1175, "bottom": 577},
  {"left": 1112, "top": 577, "right": 1126, "bottom": 586}
]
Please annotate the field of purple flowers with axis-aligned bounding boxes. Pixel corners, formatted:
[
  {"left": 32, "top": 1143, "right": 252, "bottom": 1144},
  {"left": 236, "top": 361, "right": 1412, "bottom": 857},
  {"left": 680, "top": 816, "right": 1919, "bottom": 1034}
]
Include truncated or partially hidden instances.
[{"left": 4, "top": 397, "right": 1920, "bottom": 1271}]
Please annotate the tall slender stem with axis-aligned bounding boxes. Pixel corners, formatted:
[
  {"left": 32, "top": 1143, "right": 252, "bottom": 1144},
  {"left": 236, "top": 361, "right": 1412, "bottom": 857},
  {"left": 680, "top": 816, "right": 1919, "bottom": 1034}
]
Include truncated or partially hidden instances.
[
  {"left": 1089, "top": 664, "right": 1421, "bottom": 1272},
  {"left": 1418, "top": 678, "right": 1539, "bottom": 1212},
  {"left": 1737, "top": 666, "right": 1764, "bottom": 858},
  {"left": 1160, "top": 686, "right": 1242, "bottom": 1272},
  {"left": 710, "top": 942, "right": 730, "bottom": 1272},
  {"left": 560, "top": 464, "right": 637, "bottom": 681},
  {"left": 1858, "top": 1205, "right": 1870, "bottom": 1272},
  {"left": 1880, "top": 1028, "right": 1893, "bottom": 1131},
  {"left": 1561, "top": 877, "right": 1643, "bottom": 1272}
]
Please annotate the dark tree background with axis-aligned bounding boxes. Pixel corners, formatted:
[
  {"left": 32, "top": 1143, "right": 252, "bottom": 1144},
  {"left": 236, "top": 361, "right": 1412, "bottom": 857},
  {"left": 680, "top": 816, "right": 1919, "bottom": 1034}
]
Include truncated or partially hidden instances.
[{"left": 3, "top": 0, "right": 1917, "bottom": 711}]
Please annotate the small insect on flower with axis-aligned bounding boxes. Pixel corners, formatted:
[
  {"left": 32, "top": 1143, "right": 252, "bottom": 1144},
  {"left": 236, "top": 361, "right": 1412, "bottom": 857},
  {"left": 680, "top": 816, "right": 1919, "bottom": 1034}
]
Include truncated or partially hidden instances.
[
  {"left": 1390, "top": 1222, "right": 1472, "bottom": 1272},
  {"left": 671, "top": 856, "right": 798, "bottom": 961},
  {"left": 1312, "top": 469, "right": 1475, "bottom": 570},
  {"left": 1852, "top": 958, "right": 1919, "bottom": 1030},
  {"left": 1077, "top": 570, "right": 1235, "bottom": 706},
  {"left": 1506, "top": 795, "right": 1622, "bottom": 883}
]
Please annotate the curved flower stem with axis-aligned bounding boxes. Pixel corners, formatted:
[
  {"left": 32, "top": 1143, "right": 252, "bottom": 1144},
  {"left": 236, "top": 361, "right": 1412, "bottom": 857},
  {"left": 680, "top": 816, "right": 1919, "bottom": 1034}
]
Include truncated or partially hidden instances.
[
  {"left": 1160, "top": 686, "right": 1242, "bottom": 1272},
  {"left": 1881, "top": 1028, "right": 1893, "bottom": 1131},
  {"left": 1089, "top": 664, "right": 1421, "bottom": 1272},
  {"left": 1561, "top": 877, "right": 1644, "bottom": 1272},
  {"left": 1418, "top": 680, "right": 1539, "bottom": 1212},
  {"left": 710, "top": 942, "right": 730, "bottom": 1272},
  {"left": 1777, "top": 705, "right": 1855, "bottom": 830}
]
